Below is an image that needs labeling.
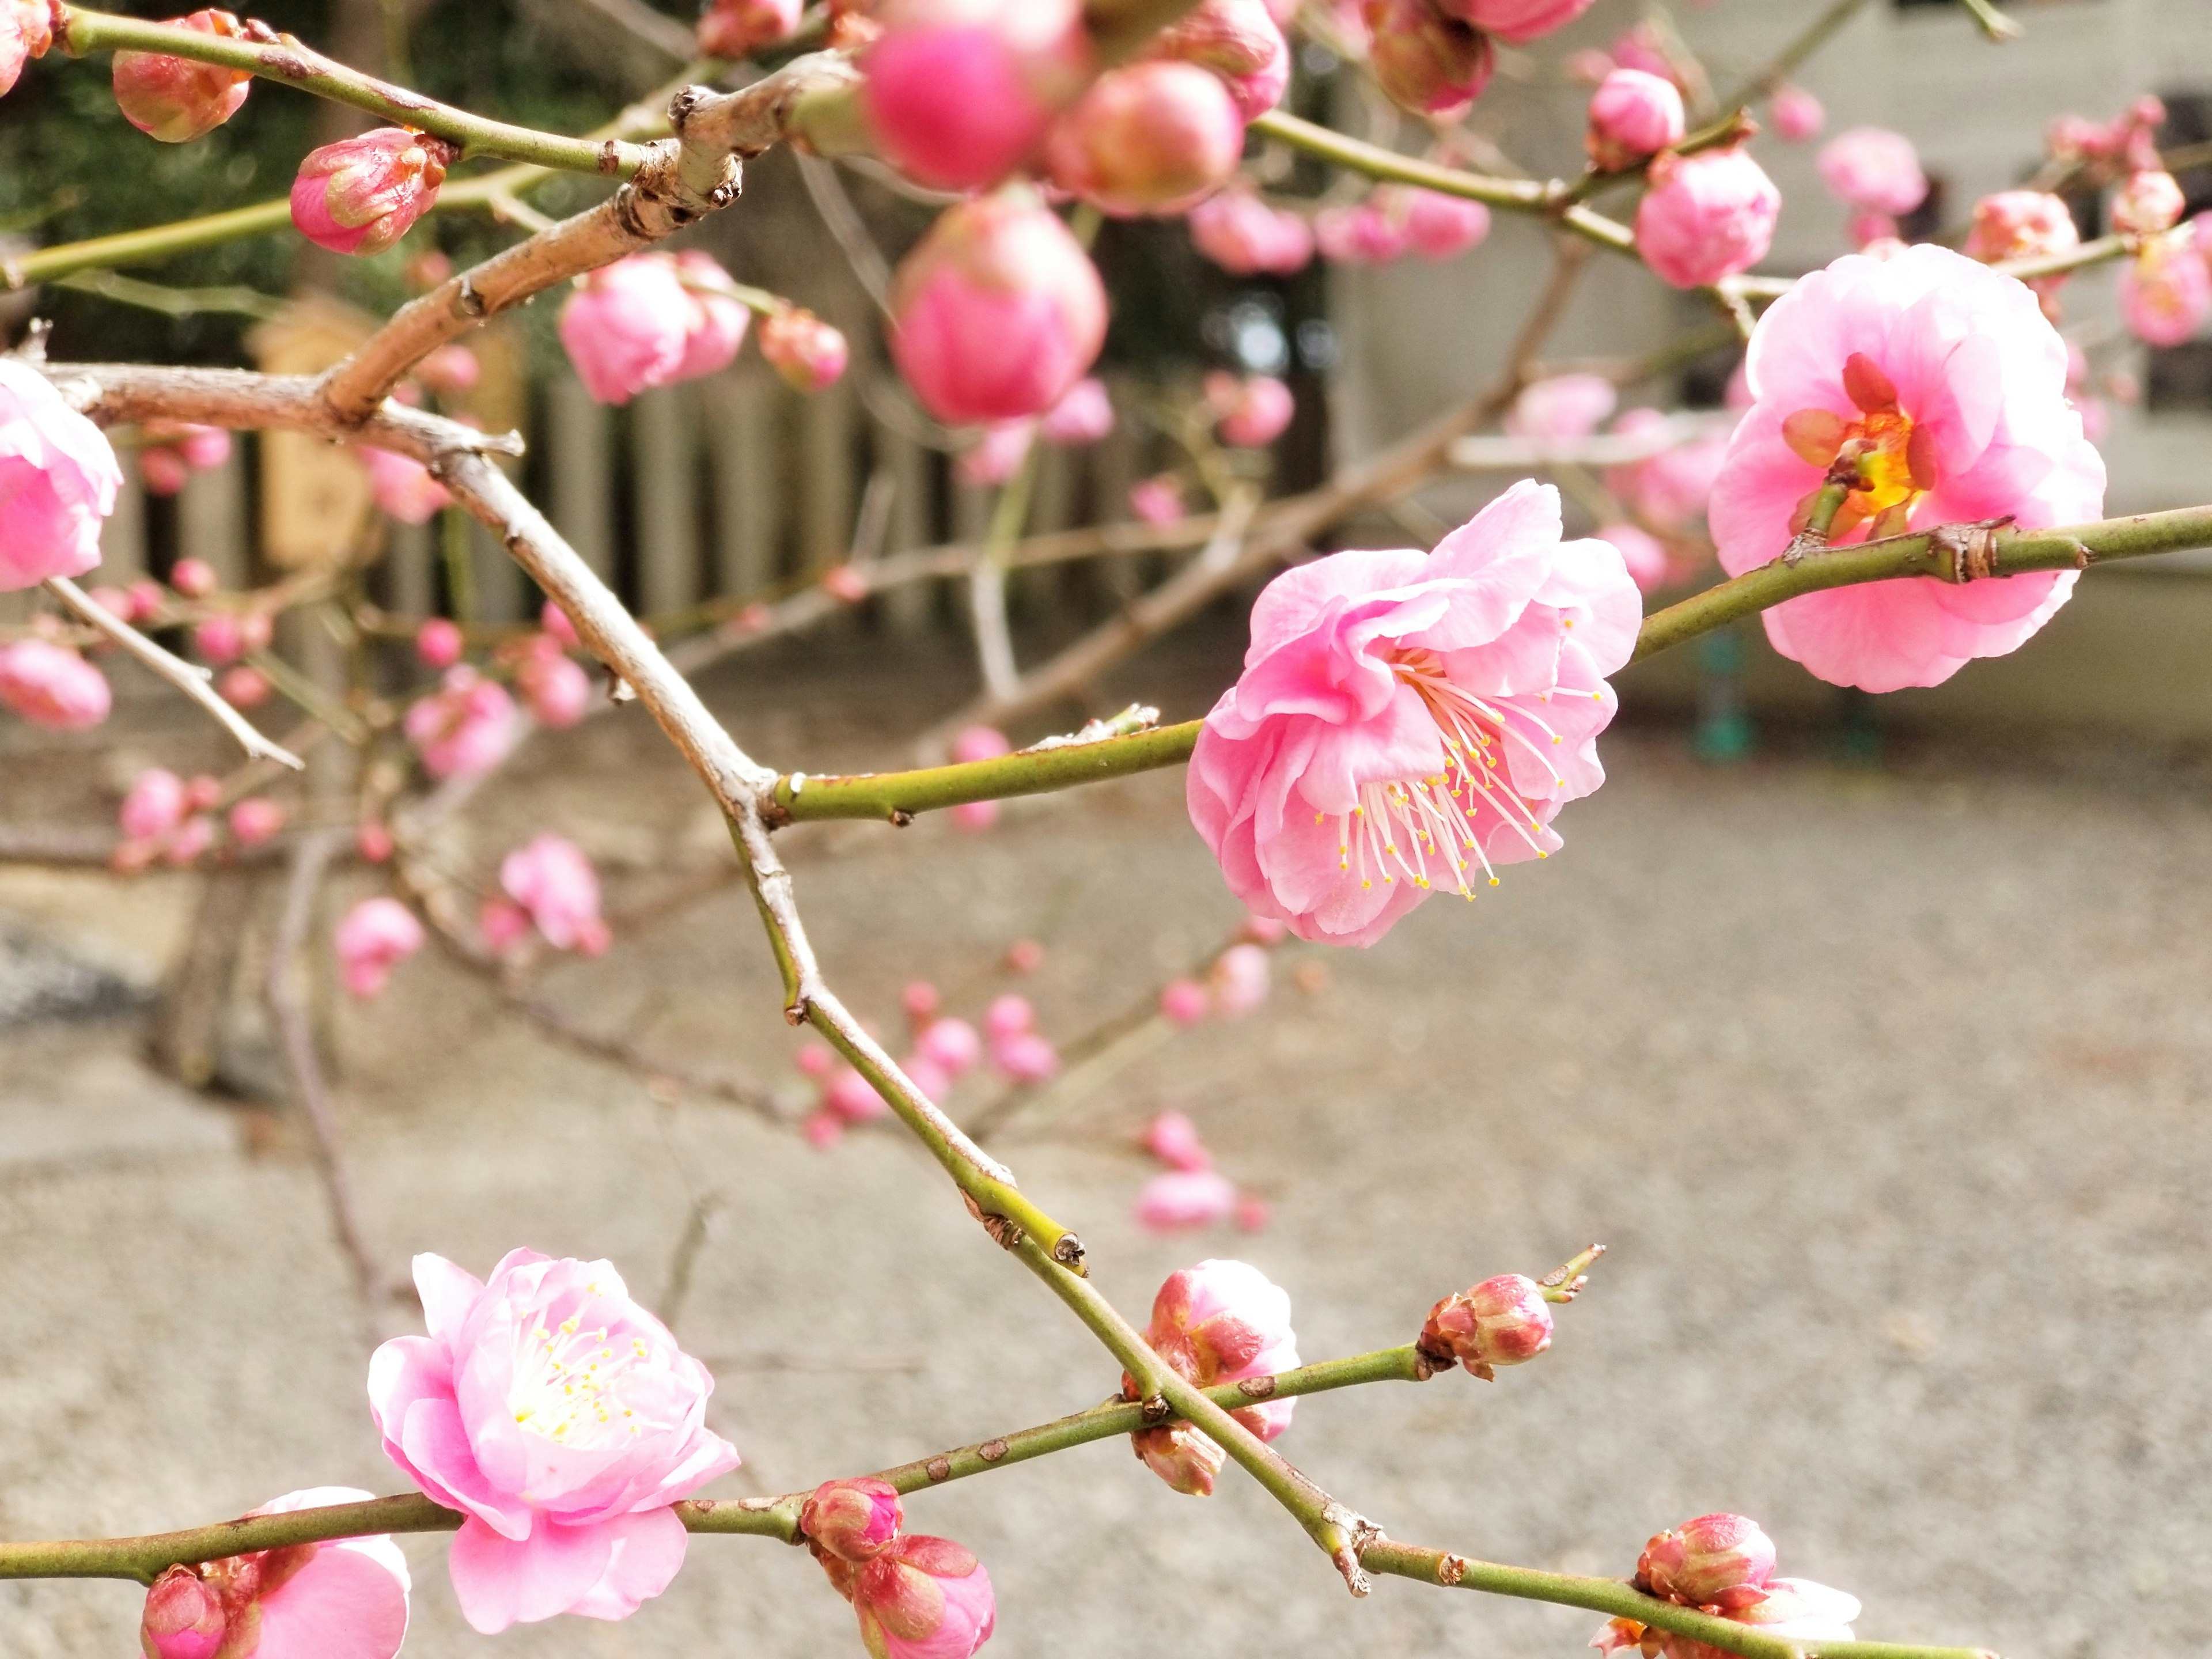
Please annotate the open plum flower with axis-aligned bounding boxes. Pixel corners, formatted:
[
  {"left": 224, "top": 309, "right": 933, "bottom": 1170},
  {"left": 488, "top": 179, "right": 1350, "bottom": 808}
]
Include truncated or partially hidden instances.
[
  {"left": 1709, "top": 245, "right": 2106, "bottom": 692},
  {"left": 368, "top": 1249, "right": 740, "bottom": 1633},
  {"left": 1187, "top": 480, "right": 1639, "bottom": 948}
]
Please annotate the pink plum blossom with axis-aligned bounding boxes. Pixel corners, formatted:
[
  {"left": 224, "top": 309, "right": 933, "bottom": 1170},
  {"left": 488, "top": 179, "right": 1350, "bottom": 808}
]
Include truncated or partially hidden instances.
[
  {"left": 193, "top": 609, "right": 271, "bottom": 665},
  {"left": 1963, "top": 190, "right": 2080, "bottom": 296},
  {"left": 228, "top": 797, "right": 286, "bottom": 847},
  {"left": 1421, "top": 1272, "right": 1552, "bottom": 1375},
  {"left": 2110, "top": 169, "right": 2184, "bottom": 237},
  {"left": 850, "top": 1535, "right": 997, "bottom": 1659},
  {"left": 1597, "top": 521, "right": 1669, "bottom": 594},
  {"left": 0, "top": 0, "right": 53, "bottom": 97},
  {"left": 957, "top": 420, "right": 1036, "bottom": 488},
  {"left": 1362, "top": 0, "right": 1493, "bottom": 119},
  {"left": 1160, "top": 977, "right": 1210, "bottom": 1025},
  {"left": 1817, "top": 127, "right": 1927, "bottom": 217},
  {"left": 983, "top": 994, "right": 1032, "bottom": 1040},
  {"left": 801, "top": 1477, "right": 903, "bottom": 1562},
  {"left": 1508, "top": 373, "right": 1618, "bottom": 440},
  {"left": 0, "top": 357, "right": 123, "bottom": 590},
  {"left": 1046, "top": 60, "right": 1244, "bottom": 218},
  {"left": 138, "top": 1486, "right": 410, "bottom": 1659},
  {"left": 1207, "top": 941, "right": 1270, "bottom": 1015},
  {"left": 1444, "top": 0, "right": 1596, "bottom": 44},
  {"left": 500, "top": 834, "right": 611, "bottom": 955},
  {"left": 416, "top": 616, "right": 464, "bottom": 668},
  {"left": 0, "top": 640, "right": 109, "bottom": 729},
  {"left": 404, "top": 667, "right": 517, "bottom": 779},
  {"left": 991, "top": 1029, "right": 1059, "bottom": 1082},
  {"left": 479, "top": 897, "right": 532, "bottom": 955},
  {"left": 917, "top": 1016, "right": 983, "bottom": 1075},
  {"left": 1126, "top": 1259, "right": 1296, "bottom": 1492},
  {"left": 335, "top": 897, "right": 424, "bottom": 999},
  {"left": 415, "top": 344, "right": 480, "bottom": 396},
  {"left": 955, "top": 725, "right": 1012, "bottom": 765},
  {"left": 1768, "top": 82, "right": 1823, "bottom": 142},
  {"left": 824, "top": 1064, "right": 889, "bottom": 1121},
  {"left": 1634, "top": 147, "right": 1780, "bottom": 289},
  {"left": 1143, "top": 1110, "right": 1212, "bottom": 1170},
  {"left": 1186, "top": 480, "right": 1640, "bottom": 946},
  {"left": 1586, "top": 68, "right": 1683, "bottom": 172},
  {"left": 862, "top": 0, "right": 1094, "bottom": 191},
  {"left": 1391, "top": 187, "right": 1490, "bottom": 259},
  {"left": 165, "top": 815, "right": 215, "bottom": 868},
  {"left": 358, "top": 821, "right": 395, "bottom": 864},
  {"left": 1209, "top": 373, "right": 1295, "bottom": 448},
  {"left": 758, "top": 308, "right": 850, "bottom": 391},
  {"left": 696, "top": 0, "right": 800, "bottom": 58},
  {"left": 367, "top": 1249, "right": 741, "bottom": 1632},
  {"left": 516, "top": 641, "right": 593, "bottom": 728},
  {"left": 1189, "top": 187, "right": 1315, "bottom": 276},
  {"left": 112, "top": 9, "right": 252, "bottom": 143},
  {"left": 891, "top": 188, "right": 1108, "bottom": 424},
  {"left": 1041, "top": 377, "right": 1115, "bottom": 445},
  {"left": 1638, "top": 1513, "right": 1777, "bottom": 1610},
  {"left": 1605, "top": 409, "right": 1728, "bottom": 531},
  {"left": 540, "top": 599, "right": 581, "bottom": 647},
  {"left": 2119, "top": 231, "right": 2211, "bottom": 346},
  {"left": 1134, "top": 1168, "right": 1239, "bottom": 1233},
  {"left": 1146, "top": 0, "right": 1289, "bottom": 120},
  {"left": 1710, "top": 245, "right": 2106, "bottom": 691},
  {"left": 291, "top": 128, "right": 453, "bottom": 257},
  {"left": 559, "top": 256, "right": 692, "bottom": 407},
  {"left": 361, "top": 444, "right": 450, "bottom": 524},
  {"left": 120, "top": 768, "right": 187, "bottom": 842},
  {"left": 673, "top": 251, "right": 752, "bottom": 380}
]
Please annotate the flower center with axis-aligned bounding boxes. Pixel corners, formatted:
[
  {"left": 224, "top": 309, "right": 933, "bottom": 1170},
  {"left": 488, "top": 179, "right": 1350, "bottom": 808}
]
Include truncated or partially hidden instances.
[
  {"left": 1781, "top": 351, "right": 1938, "bottom": 542},
  {"left": 1316, "top": 649, "right": 1601, "bottom": 899},
  {"left": 509, "top": 1305, "right": 656, "bottom": 1446}
]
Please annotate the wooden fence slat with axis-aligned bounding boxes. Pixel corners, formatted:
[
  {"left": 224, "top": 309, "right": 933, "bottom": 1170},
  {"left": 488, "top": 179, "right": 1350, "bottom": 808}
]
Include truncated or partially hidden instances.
[
  {"left": 385, "top": 521, "right": 434, "bottom": 620},
  {"left": 705, "top": 367, "right": 782, "bottom": 603},
  {"left": 872, "top": 386, "right": 935, "bottom": 636},
  {"left": 98, "top": 451, "right": 147, "bottom": 583},
  {"left": 180, "top": 445, "right": 249, "bottom": 588},
  {"left": 633, "top": 385, "right": 700, "bottom": 618},
  {"left": 801, "top": 377, "right": 858, "bottom": 574},
  {"left": 548, "top": 370, "right": 616, "bottom": 581}
]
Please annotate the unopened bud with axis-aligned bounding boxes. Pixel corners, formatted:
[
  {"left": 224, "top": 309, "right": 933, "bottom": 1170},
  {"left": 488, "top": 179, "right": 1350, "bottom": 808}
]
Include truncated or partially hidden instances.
[
  {"left": 1420, "top": 1272, "right": 1553, "bottom": 1377},
  {"left": 113, "top": 11, "right": 253, "bottom": 143},
  {"left": 169, "top": 556, "right": 218, "bottom": 598},
  {"left": 2111, "top": 169, "right": 2185, "bottom": 237},
  {"left": 1044, "top": 60, "right": 1244, "bottom": 218},
  {"left": 759, "top": 308, "right": 850, "bottom": 392},
  {"left": 802, "top": 1476, "right": 904, "bottom": 1563},
  {"left": 1585, "top": 67, "right": 1684, "bottom": 172},
  {"left": 1637, "top": 1513, "right": 1777, "bottom": 1610},
  {"left": 1362, "top": 0, "right": 1493, "bottom": 119},
  {"left": 1131, "top": 1422, "right": 1228, "bottom": 1497},
  {"left": 139, "top": 1565, "right": 226, "bottom": 1659},
  {"left": 290, "top": 128, "right": 453, "bottom": 257},
  {"left": 851, "top": 1535, "right": 997, "bottom": 1659}
]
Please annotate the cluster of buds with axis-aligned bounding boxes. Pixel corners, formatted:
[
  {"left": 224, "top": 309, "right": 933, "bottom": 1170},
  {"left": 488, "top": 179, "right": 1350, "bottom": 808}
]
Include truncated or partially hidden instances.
[
  {"left": 1134, "top": 1107, "right": 1270, "bottom": 1233},
  {"left": 800, "top": 1479, "right": 997, "bottom": 1659},
  {"left": 134, "top": 421, "right": 231, "bottom": 497},
  {"left": 403, "top": 665, "right": 518, "bottom": 781},
  {"left": 1961, "top": 189, "right": 2081, "bottom": 315},
  {"left": 1418, "top": 1245, "right": 1600, "bottom": 1379},
  {"left": 1594, "top": 1512, "right": 1861, "bottom": 1659},
  {"left": 483, "top": 833, "right": 611, "bottom": 957},
  {"left": 0, "top": 638, "right": 110, "bottom": 731},
  {"left": 2046, "top": 94, "right": 2168, "bottom": 183},
  {"left": 336, "top": 896, "right": 426, "bottom": 998},
  {"left": 1315, "top": 185, "right": 1491, "bottom": 266},
  {"left": 1188, "top": 187, "right": 1315, "bottom": 276}
]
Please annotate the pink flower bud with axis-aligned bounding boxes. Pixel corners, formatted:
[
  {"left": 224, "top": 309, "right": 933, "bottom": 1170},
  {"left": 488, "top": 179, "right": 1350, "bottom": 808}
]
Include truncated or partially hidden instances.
[
  {"left": 1240, "top": 914, "right": 1287, "bottom": 945},
  {"left": 2111, "top": 169, "right": 2185, "bottom": 236},
  {"left": 674, "top": 249, "right": 753, "bottom": 380},
  {"left": 1207, "top": 941, "right": 1270, "bottom": 1014},
  {"left": 0, "top": 361, "right": 122, "bottom": 592},
  {"left": 139, "top": 1565, "right": 226, "bottom": 1659},
  {"left": 952, "top": 724, "right": 1013, "bottom": 764},
  {"left": 851, "top": 1535, "right": 997, "bottom": 1659},
  {"left": 917, "top": 1016, "right": 982, "bottom": 1075},
  {"left": 824, "top": 1064, "right": 888, "bottom": 1120},
  {"left": 121, "top": 768, "right": 188, "bottom": 842},
  {"left": 1586, "top": 69, "right": 1684, "bottom": 172},
  {"left": 358, "top": 821, "right": 395, "bottom": 863},
  {"left": 1634, "top": 147, "right": 1780, "bottom": 289},
  {"left": 335, "top": 896, "right": 423, "bottom": 998},
  {"left": 1597, "top": 521, "right": 1668, "bottom": 594},
  {"left": 1040, "top": 377, "right": 1114, "bottom": 445},
  {"left": 1159, "top": 976, "right": 1210, "bottom": 1026},
  {"left": 1048, "top": 60, "right": 1244, "bottom": 218},
  {"left": 184, "top": 774, "right": 222, "bottom": 812},
  {"left": 862, "top": 0, "right": 1094, "bottom": 190},
  {"left": 804, "top": 1107, "right": 843, "bottom": 1149},
  {"left": 892, "top": 188, "right": 1108, "bottom": 423},
  {"left": 802, "top": 1476, "right": 903, "bottom": 1562},
  {"left": 1817, "top": 127, "right": 1927, "bottom": 217},
  {"left": 559, "top": 254, "right": 692, "bottom": 407},
  {"left": 902, "top": 980, "right": 941, "bottom": 1024},
  {"left": 796, "top": 1041, "right": 836, "bottom": 1078},
  {"left": 415, "top": 616, "right": 464, "bottom": 668},
  {"left": 1145, "top": 0, "right": 1289, "bottom": 120},
  {"left": 1134, "top": 1168, "right": 1238, "bottom": 1231},
  {"left": 500, "top": 833, "right": 610, "bottom": 954},
  {"left": 991, "top": 1029, "right": 1058, "bottom": 1082},
  {"left": 950, "top": 800, "right": 1000, "bottom": 831},
  {"left": 758, "top": 307, "right": 850, "bottom": 392},
  {"left": 127, "top": 579, "right": 166, "bottom": 620},
  {"left": 1442, "top": 0, "right": 1596, "bottom": 45},
  {"left": 1130, "top": 1421, "right": 1228, "bottom": 1495},
  {"left": 163, "top": 814, "right": 214, "bottom": 867},
  {"left": 1234, "top": 1192, "right": 1270, "bottom": 1231},
  {"left": 1393, "top": 187, "right": 1490, "bottom": 259},
  {"left": 1188, "top": 187, "right": 1314, "bottom": 276},
  {"left": 1207, "top": 373, "right": 1294, "bottom": 449},
  {"left": 415, "top": 343, "right": 480, "bottom": 395},
  {"left": 697, "top": 0, "right": 801, "bottom": 57},
  {"left": 0, "top": 640, "right": 110, "bottom": 729},
  {"left": 1131, "top": 1258, "right": 1297, "bottom": 1445},
  {"left": 2121, "top": 232, "right": 2212, "bottom": 346},
  {"left": 139, "top": 446, "right": 189, "bottom": 496},
  {"left": 539, "top": 599, "right": 579, "bottom": 648},
  {"left": 1637, "top": 1513, "right": 1777, "bottom": 1610},
  {"left": 1963, "top": 190, "right": 2080, "bottom": 274},
  {"left": 405, "top": 666, "right": 517, "bottom": 779},
  {"left": 1508, "top": 372, "right": 1618, "bottom": 440},
  {"left": 902, "top": 1051, "right": 952, "bottom": 1101},
  {"left": 1, "top": 0, "right": 55, "bottom": 99},
  {"left": 1142, "top": 1109, "right": 1211, "bottom": 1169},
  {"left": 1768, "top": 82, "right": 1823, "bottom": 142},
  {"left": 362, "top": 444, "right": 452, "bottom": 524},
  {"left": 1128, "top": 475, "right": 1186, "bottom": 524},
  {"left": 290, "top": 127, "right": 453, "bottom": 257},
  {"left": 112, "top": 10, "right": 252, "bottom": 143},
  {"left": 227, "top": 797, "right": 285, "bottom": 847},
  {"left": 517, "top": 645, "right": 592, "bottom": 728},
  {"left": 86, "top": 584, "right": 133, "bottom": 620},
  {"left": 218, "top": 663, "right": 268, "bottom": 705},
  {"left": 1421, "top": 1272, "right": 1553, "bottom": 1376},
  {"left": 1362, "top": 0, "right": 1493, "bottom": 119},
  {"left": 982, "top": 993, "right": 1032, "bottom": 1040}
]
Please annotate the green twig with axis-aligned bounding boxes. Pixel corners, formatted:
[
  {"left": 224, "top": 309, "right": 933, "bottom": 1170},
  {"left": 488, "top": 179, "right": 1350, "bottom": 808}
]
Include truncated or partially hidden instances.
[{"left": 55, "top": 268, "right": 284, "bottom": 319}]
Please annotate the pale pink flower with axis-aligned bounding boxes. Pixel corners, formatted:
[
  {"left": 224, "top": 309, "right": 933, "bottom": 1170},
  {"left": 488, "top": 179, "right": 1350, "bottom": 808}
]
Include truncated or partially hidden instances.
[
  {"left": 1817, "top": 127, "right": 1927, "bottom": 217},
  {"left": 1207, "top": 941, "right": 1270, "bottom": 1015},
  {"left": 516, "top": 642, "right": 592, "bottom": 729},
  {"left": 1638, "top": 1513, "right": 1776, "bottom": 1611},
  {"left": 696, "top": 0, "right": 801, "bottom": 57},
  {"left": 917, "top": 1016, "right": 982, "bottom": 1075},
  {"left": 120, "top": 768, "right": 187, "bottom": 842},
  {"left": 500, "top": 834, "right": 611, "bottom": 955},
  {"left": 361, "top": 444, "right": 450, "bottom": 524},
  {"left": 1040, "top": 377, "right": 1115, "bottom": 445},
  {"left": 1047, "top": 60, "right": 1244, "bottom": 218},
  {"left": 957, "top": 419, "right": 1036, "bottom": 487},
  {"left": 1187, "top": 481, "right": 1640, "bottom": 946},
  {"left": 1508, "top": 373, "right": 1618, "bottom": 440},
  {"left": 757, "top": 308, "right": 849, "bottom": 392},
  {"left": 112, "top": 9, "right": 253, "bottom": 143},
  {"left": 1129, "top": 475, "right": 1187, "bottom": 525},
  {"left": 540, "top": 599, "right": 580, "bottom": 648},
  {"left": 991, "top": 1029, "right": 1058, "bottom": 1082},
  {"left": 1127, "top": 1258, "right": 1296, "bottom": 1491},
  {"left": 559, "top": 255, "right": 691, "bottom": 407},
  {"left": 0, "top": 639, "right": 109, "bottom": 729},
  {"left": 1421, "top": 1272, "right": 1552, "bottom": 1374},
  {"left": 405, "top": 667, "right": 517, "bottom": 779},
  {"left": 228, "top": 797, "right": 286, "bottom": 847},
  {"left": 1586, "top": 68, "right": 1683, "bottom": 172},
  {"left": 673, "top": 250, "right": 752, "bottom": 381},
  {"left": 1134, "top": 1168, "right": 1238, "bottom": 1233},
  {"left": 1768, "top": 82, "right": 1823, "bottom": 142},
  {"left": 1445, "top": 0, "right": 1596, "bottom": 44},
  {"left": 850, "top": 1536, "right": 997, "bottom": 1659},
  {"left": 800, "top": 1477, "right": 903, "bottom": 1562},
  {"left": 291, "top": 128, "right": 452, "bottom": 257},
  {"left": 1159, "top": 978, "right": 1210, "bottom": 1026},
  {"left": 0, "top": 357, "right": 123, "bottom": 590},
  {"left": 983, "top": 993, "right": 1032, "bottom": 1040},
  {"left": 1315, "top": 200, "right": 1408, "bottom": 264},
  {"left": 2110, "top": 169, "right": 2184, "bottom": 237},
  {"left": 138, "top": 1486, "right": 410, "bottom": 1659},
  {"left": 1146, "top": 0, "right": 1289, "bottom": 120},
  {"left": 1710, "top": 245, "right": 2106, "bottom": 691},
  {"left": 2120, "top": 231, "right": 2211, "bottom": 346},
  {"left": 1143, "top": 1110, "right": 1211, "bottom": 1169},
  {"left": 1189, "top": 187, "right": 1315, "bottom": 276},
  {"left": 1605, "top": 409, "right": 1728, "bottom": 531},
  {"left": 1391, "top": 187, "right": 1490, "bottom": 259},
  {"left": 1600, "top": 1579, "right": 1859, "bottom": 1659},
  {"left": 368, "top": 1249, "right": 740, "bottom": 1633},
  {"left": 1363, "top": 0, "right": 1493, "bottom": 119},
  {"left": 863, "top": 0, "right": 1094, "bottom": 191},
  {"left": 415, "top": 616, "right": 464, "bottom": 668},
  {"left": 1597, "top": 521, "right": 1669, "bottom": 594},
  {"left": 1962, "top": 190, "right": 2080, "bottom": 283},
  {"left": 335, "top": 897, "right": 424, "bottom": 999},
  {"left": 1209, "top": 372, "right": 1295, "bottom": 448},
  {"left": 1634, "top": 147, "right": 1780, "bottom": 289},
  {"left": 0, "top": 0, "right": 54, "bottom": 98},
  {"left": 891, "top": 187, "right": 1108, "bottom": 424}
]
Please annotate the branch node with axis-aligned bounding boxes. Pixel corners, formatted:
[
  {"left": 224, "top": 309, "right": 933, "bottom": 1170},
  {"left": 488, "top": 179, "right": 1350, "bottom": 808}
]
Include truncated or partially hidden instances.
[
  {"left": 598, "top": 139, "right": 623, "bottom": 175},
  {"left": 960, "top": 1187, "right": 1026, "bottom": 1252},
  {"left": 1438, "top": 1552, "right": 1469, "bottom": 1586},
  {"left": 925, "top": 1456, "right": 952, "bottom": 1481},
  {"left": 456, "top": 278, "right": 486, "bottom": 320},
  {"left": 782, "top": 998, "right": 810, "bottom": 1027},
  {"left": 1139, "top": 1394, "right": 1172, "bottom": 1423},
  {"left": 1930, "top": 516, "right": 2014, "bottom": 583},
  {"left": 1049, "top": 1232, "right": 1088, "bottom": 1275},
  {"left": 1238, "top": 1374, "right": 1278, "bottom": 1399},
  {"left": 978, "top": 1439, "right": 1009, "bottom": 1463},
  {"left": 888, "top": 809, "right": 914, "bottom": 827}
]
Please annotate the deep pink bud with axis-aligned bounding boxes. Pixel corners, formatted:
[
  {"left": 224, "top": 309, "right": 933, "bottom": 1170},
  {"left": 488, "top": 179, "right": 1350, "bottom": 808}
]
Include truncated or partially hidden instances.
[
  {"left": 759, "top": 308, "right": 851, "bottom": 392},
  {"left": 1634, "top": 147, "right": 1780, "bottom": 289},
  {"left": 1, "top": 1, "right": 55, "bottom": 99},
  {"left": 1768, "top": 82, "right": 1823, "bottom": 142},
  {"left": 698, "top": 0, "right": 800, "bottom": 58},
  {"left": 1128, "top": 475, "right": 1185, "bottom": 524},
  {"left": 1963, "top": 190, "right": 2080, "bottom": 273},
  {"left": 415, "top": 343, "right": 480, "bottom": 395},
  {"left": 218, "top": 665, "right": 270, "bottom": 707},
  {"left": 2121, "top": 232, "right": 2212, "bottom": 346},
  {"left": 674, "top": 249, "right": 753, "bottom": 380},
  {"left": 1040, "top": 376, "right": 1115, "bottom": 445},
  {"left": 1817, "top": 127, "right": 1927, "bottom": 217},
  {"left": 1048, "top": 61, "right": 1243, "bottom": 218},
  {"left": 824, "top": 1065, "right": 888, "bottom": 1121},
  {"left": 916, "top": 1016, "right": 982, "bottom": 1075},
  {"left": 1142, "top": 1109, "right": 1210, "bottom": 1169},
  {"left": 559, "top": 254, "right": 692, "bottom": 406},
  {"left": 952, "top": 724, "right": 1013, "bottom": 764},
  {"left": 139, "top": 1565, "right": 226, "bottom": 1659},
  {"left": 1393, "top": 186, "right": 1489, "bottom": 259},
  {"left": 851, "top": 1535, "right": 997, "bottom": 1659},
  {"left": 358, "top": 821, "right": 394, "bottom": 863},
  {"left": 956, "top": 421, "right": 1034, "bottom": 487},
  {"left": 113, "top": 11, "right": 252, "bottom": 143},
  {"left": 127, "top": 579, "right": 166, "bottom": 620},
  {"left": 184, "top": 774, "right": 222, "bottom": 812},
  {"left": 1207, "top": 373, "right": 1294, "bottom": 448},
  {"left": 1441, "top": 0, "right": 1595, "bottom": 45},
  {"left": 1586, "top": 68, "right": 1684, "bottom": 172},
  {"left": 415, "top": 616, "right": 464, "bottom": 668},
  {"left": 0, "top": 640, "right": 110, "bottom": 729},
  {"left": 902, "top": 980, "right": 941, "bottom": 1024},
  {"left": 169, "top": 556, "right": 218, "bottom": 598},
  {"left": 1362, "top": 0, "right": 1493, "bottom": 119},
  {"left": 991, "top": 1029, "right": 1058, "bottom": 1082},
  {"left": 362, "top": 444, "right": 450, "bottom": 523},
  {"left": 983, "top": 994, "right": 1032, "bottom": 1040},
  {"left": 1315, "top": 200, "right": 1407, "bottom": 265},
  {"left": 290, "top": 128, "right": 453, "bottom": 257},
  {"left": 891, "top": 188, "right": 1108, "bottom": 424},
  {"left": 120, "top": 768, "right": 188, "bottom": 842},
  {"left": 1159, "top": 977, "right": 1210, "bottom": 1026},
  {"left": 1207, "top": 941, "right": 1270, "bottom": 1014},
  {"left": 539, "top": 599, "right": 579, "bottom": 648},
  {"left": 2111, "top": 169, "right": 2185, "bottom": 237},
  {"left": 1145, "top": 0, "right": 1289, "bottom": 120},
  {"left": 1637, "top": 1513, "right": 1778, "bottom": 1610},
  {"left": 335, "top": 896, "right": 424, "bottom": 998},
  {"left": 1421, "top": 1272, "right": 1553, "bottom": 1377},
  {"left": 802, "top": 1477, "right": 904, "bottom": 1562},
  {"left": 863, "top": 0, "right": 1094, "bottom": 190},
  {"left": 228, "top": 797, "right": 285, "bottom": 847},
  {"left": 1005, "top": 938, "right": 1044, "bottom": 973},
  {"left": 141, "top": 449, "right": 190, "bottom": 497},
  {"left": 500, "top": 833, "right": 610, "bottom": 954}
]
